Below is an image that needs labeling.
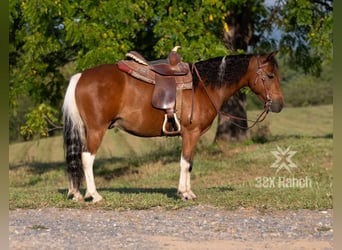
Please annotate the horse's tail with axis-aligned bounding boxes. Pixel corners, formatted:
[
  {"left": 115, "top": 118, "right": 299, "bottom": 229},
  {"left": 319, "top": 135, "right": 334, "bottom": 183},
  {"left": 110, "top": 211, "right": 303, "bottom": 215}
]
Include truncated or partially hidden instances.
[{"left": 62, "top": 73, "right": 85, "bottom": 188}]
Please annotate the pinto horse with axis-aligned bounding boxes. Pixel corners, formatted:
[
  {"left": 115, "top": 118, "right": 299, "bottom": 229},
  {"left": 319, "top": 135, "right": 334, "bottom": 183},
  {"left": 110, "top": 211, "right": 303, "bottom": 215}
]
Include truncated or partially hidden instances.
[{"left": 62, "top": 50, "right": 284, "bottom": 202}]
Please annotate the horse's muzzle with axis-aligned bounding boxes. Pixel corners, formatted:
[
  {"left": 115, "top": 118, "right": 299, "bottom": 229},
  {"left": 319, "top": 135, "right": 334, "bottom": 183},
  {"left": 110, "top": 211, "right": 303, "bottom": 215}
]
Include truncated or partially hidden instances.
[{"left": 269, "top": 99, "right": 284, "bottom": 113}]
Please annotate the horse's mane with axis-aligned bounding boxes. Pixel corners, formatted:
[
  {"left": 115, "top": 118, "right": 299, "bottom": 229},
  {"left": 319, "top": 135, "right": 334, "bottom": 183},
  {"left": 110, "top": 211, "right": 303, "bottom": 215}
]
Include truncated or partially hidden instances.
[{"left": 191, "top": 54, "right": 253, "bottom": 89}]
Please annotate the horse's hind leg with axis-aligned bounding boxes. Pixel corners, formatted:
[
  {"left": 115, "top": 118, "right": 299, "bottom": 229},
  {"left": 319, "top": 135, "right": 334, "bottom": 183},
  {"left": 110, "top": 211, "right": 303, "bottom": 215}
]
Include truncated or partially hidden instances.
[
  {"left": 82, "top": 127, "right": 107, "bottom": 203},
  {"left": 82, "top": 152, "right": 103, "bottom": 202},
  {"left": 67, "top": 177, "right": 83, "bottom": 202}
]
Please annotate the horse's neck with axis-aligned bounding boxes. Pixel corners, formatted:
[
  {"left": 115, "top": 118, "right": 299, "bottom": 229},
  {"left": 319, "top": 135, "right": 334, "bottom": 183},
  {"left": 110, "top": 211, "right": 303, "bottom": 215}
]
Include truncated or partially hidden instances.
[
  {"left": 203, "top": 80, "right": 246, "bottom": 111},
  {"left": 205, "top": 73, "right": 248, "bottom": 110}
]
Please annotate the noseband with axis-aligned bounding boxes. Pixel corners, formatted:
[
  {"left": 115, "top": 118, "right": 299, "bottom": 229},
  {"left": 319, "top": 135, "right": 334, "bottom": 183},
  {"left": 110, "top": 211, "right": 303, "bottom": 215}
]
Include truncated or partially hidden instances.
[{"left": 191, "top": 57, "right": 273, "bottom": 130}]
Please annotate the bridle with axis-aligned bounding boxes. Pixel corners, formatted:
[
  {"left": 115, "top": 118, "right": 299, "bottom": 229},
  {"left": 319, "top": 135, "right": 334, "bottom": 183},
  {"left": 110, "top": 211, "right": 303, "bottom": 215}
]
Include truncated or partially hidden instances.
[
  {"left": 254, "top": 56, "right": 273, "bottom": 112},
  {"left": 191, "top": 56, "right": 273, "bottom": 130}
]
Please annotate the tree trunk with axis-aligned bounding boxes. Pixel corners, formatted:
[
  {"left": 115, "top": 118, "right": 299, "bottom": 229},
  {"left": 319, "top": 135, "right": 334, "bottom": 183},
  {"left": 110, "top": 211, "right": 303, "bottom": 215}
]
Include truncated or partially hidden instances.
[{"left": 214, "top": 2, "right": 256, "bottom": 143}]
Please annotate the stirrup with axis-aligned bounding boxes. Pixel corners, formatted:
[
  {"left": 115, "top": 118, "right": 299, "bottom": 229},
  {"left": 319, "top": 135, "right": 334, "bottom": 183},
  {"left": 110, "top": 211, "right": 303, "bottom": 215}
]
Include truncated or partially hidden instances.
[{"left": 162, "top": 113, "right": 181, "bottom": 135}]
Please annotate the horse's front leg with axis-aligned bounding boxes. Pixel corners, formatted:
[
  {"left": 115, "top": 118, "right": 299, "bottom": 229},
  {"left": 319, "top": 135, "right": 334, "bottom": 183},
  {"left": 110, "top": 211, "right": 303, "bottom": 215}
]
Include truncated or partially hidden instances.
[
  {"left": 178, "top": 154, "right": 197, "bottom": 200},
  {"left": 178, "top": 130, "right": 200, "bottom": 201},
  {"left": 82, "top": 152, "right": 103, "bottom": 203}
]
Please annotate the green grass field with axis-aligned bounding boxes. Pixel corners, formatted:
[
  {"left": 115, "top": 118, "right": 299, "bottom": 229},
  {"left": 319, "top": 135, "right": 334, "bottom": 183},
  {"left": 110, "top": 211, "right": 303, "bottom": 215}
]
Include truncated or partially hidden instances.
[{"left": 9, "top": 105, "right": 333, "bottom": 210}]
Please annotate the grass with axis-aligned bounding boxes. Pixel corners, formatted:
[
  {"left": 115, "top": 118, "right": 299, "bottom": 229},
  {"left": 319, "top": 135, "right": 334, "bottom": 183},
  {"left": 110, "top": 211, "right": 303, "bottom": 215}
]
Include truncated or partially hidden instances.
[{"left": 9, "top": 105, "right": 333, "bottom": 210}]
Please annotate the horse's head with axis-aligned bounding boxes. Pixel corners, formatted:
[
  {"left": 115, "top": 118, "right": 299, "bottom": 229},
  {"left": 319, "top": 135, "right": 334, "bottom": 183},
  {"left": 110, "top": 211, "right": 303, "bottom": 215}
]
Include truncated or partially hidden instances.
[{"left": 248, "top": 51, "right": 284, "bottom": 113}]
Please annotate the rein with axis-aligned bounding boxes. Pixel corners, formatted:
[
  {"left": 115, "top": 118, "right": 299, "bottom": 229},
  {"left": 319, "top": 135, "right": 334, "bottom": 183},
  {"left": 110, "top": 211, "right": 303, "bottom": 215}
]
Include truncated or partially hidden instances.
[{"left": 191, "top": 58, "right": 272, "bottom": 130}]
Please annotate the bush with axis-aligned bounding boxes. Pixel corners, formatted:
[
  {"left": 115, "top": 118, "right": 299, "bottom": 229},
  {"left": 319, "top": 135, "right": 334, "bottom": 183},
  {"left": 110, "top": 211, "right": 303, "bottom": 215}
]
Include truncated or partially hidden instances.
[{"left": 281, "top": 75, "right": 332, "bottom": 107}]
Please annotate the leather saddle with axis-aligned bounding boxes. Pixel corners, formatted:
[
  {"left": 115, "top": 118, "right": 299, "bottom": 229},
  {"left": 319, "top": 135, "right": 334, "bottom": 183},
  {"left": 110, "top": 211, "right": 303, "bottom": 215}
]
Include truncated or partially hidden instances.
[{"left": 117, "top": 46, "right": 193, "bottom": 135}]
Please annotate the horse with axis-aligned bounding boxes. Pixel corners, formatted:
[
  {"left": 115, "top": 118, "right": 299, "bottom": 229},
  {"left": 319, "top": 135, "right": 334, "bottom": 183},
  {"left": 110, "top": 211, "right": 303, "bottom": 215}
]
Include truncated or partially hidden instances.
[{"left": 62, "top": 49, "right": 284, "bottom": 203}]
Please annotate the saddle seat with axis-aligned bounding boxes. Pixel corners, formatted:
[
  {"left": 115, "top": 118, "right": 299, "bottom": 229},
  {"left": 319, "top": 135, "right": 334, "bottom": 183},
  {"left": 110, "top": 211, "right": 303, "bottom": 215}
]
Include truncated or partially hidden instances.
[
  {"left": 117, "top": 46, "right": 193, "bottom": 135},
  {"left": 125, "top": 46, "right": 189, "bottom": 76}
]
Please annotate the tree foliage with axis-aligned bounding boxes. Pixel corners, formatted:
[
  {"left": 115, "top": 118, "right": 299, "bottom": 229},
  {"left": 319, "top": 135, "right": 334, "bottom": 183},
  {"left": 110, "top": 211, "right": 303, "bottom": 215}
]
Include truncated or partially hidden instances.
[
  {"left": 270, "top": 0, "right": 333, "bottom": 76},
  {"left": 9, "top": 0, "right": 333, "bottom": 141}
]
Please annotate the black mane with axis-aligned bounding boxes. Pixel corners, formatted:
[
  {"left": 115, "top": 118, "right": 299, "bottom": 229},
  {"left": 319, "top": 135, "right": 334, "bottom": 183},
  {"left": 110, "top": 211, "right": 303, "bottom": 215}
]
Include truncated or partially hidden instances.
[{"left": 191, "top": 54, "right": 253, "bottom": 89}]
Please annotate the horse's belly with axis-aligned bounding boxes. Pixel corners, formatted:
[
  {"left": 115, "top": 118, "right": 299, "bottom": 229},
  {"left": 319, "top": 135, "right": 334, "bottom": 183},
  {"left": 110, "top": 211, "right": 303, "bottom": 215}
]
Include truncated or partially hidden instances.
[
  {"left": 112, "top": 110, "right": 165, "bottom": 137},
  {"left": 108, "top": 76, "right": 177, "bottom": 137}
]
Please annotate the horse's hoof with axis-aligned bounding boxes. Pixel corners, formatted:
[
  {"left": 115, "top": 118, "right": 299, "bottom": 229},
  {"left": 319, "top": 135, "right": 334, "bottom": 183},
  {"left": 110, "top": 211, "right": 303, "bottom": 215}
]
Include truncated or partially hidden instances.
[
  {"left": 84, "top": 192, "right": 103, "bottom": 203},
  {"left": 178, "top": 190, "right": 197, "bottom": 201},
  {"left": 92, "top": 195, "right": 103, "bottom": 203},
  {"left": 67, "top": 191, "right": 84, "bottom": 202}
]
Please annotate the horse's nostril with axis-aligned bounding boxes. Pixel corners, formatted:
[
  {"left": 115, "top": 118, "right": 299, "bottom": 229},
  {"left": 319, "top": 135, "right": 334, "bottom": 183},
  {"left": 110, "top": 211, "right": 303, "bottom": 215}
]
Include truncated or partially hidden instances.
[{"left": 270, "top": 101, "right": 284, "bottom": 113}]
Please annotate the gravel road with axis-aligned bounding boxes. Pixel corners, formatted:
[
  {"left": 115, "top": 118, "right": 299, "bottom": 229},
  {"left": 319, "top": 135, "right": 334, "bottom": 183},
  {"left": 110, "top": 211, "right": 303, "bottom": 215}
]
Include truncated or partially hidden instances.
[{"left": 9, "top": 205, "right": 333, "bottom": 250}]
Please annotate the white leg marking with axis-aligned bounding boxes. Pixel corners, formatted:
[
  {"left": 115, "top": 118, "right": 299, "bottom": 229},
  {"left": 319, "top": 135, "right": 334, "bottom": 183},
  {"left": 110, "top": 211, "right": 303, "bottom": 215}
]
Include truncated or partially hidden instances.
[
  {"left": 82, "top": 152, "right": 103, "bottom": 203},
  {"left": 178, "top": 154, "right": 197, "bottom": 201},
  {"left": 178, "top": 155, "right": 188, "bottom": 193}
]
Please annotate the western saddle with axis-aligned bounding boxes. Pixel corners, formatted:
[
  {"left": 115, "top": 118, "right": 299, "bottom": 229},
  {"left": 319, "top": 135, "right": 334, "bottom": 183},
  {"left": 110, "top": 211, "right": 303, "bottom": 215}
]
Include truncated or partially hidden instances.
[{"left": 117, "top": 46, "right": 193, "bottom": 135}]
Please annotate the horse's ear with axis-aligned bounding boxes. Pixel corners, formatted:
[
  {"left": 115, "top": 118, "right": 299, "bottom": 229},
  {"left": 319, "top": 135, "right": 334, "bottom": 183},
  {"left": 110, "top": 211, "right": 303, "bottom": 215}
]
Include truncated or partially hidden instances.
[{"left": 265, "top": 50, "right": 279, "bottom": 62}]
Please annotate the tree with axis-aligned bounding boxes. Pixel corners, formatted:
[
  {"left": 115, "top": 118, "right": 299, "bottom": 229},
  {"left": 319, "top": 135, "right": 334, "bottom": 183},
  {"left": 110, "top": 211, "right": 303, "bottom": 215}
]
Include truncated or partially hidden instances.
[
  {"left": 10, "top": 0, "right": 231, "bottom": 141},
  {"left": 10, "top": 0, "right": 76, "bottom": 140},
  {"left": 272, "top": 0, "right": 333, "bottom": 76},
  {"left": 215, "top": 0, "right": 266, "bottom": 143},
  {"left": 214, "top": 0, "right": 333, "bottom": 143}
]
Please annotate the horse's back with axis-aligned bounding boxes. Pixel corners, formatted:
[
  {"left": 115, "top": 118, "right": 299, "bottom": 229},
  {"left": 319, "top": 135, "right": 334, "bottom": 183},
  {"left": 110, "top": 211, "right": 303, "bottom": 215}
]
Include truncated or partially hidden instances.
[
  {"left": 76, "top": 63, "right": 129, "bottom": 98},
  {"left": 79, "top": 63, "right": 124, "bottom": 86}
]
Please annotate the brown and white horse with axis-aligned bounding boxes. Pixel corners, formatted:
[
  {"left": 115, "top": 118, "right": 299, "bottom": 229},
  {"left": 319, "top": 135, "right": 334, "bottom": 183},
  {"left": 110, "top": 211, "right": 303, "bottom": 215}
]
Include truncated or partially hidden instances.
[{"left": 62, "top": 51, "right": 284, "bottom": 202}]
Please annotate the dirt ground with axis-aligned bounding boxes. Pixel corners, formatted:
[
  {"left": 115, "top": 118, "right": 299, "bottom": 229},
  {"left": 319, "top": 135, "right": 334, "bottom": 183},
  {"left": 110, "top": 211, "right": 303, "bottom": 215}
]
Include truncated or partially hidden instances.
[
  {"left": 9, "top": 205, "right": 333, "bottom": 250},
  {"left": 150, "top": 236, "right": 332, "bottom": 250}
]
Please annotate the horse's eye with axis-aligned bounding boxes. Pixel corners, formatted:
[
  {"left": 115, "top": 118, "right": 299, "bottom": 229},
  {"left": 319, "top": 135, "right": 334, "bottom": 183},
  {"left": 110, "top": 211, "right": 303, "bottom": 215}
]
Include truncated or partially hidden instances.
[{"left": 267, "top": 73, "right": 275, "bottom": 79}]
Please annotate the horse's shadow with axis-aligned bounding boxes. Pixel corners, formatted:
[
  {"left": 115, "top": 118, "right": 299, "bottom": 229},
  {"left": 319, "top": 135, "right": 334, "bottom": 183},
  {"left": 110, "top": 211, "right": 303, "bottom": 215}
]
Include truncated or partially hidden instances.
[
  {"left": 10, "top": 150, "right": 179, "bottom": 178},
  {"left": 9, "top": 161, "right": 63, "bottom": 173},
  {"left": 58, "top": 187, "right": 180, "bottom": 200}
]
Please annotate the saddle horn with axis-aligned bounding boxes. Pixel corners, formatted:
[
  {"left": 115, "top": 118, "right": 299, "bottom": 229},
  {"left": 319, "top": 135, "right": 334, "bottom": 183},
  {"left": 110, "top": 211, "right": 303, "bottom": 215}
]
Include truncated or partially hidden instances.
[
  {"left": 169, "top": 46, "right": 182, "bottom": 66},
  {"left": 172, "top": 46, "right": 181, "bottom": 52}
]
